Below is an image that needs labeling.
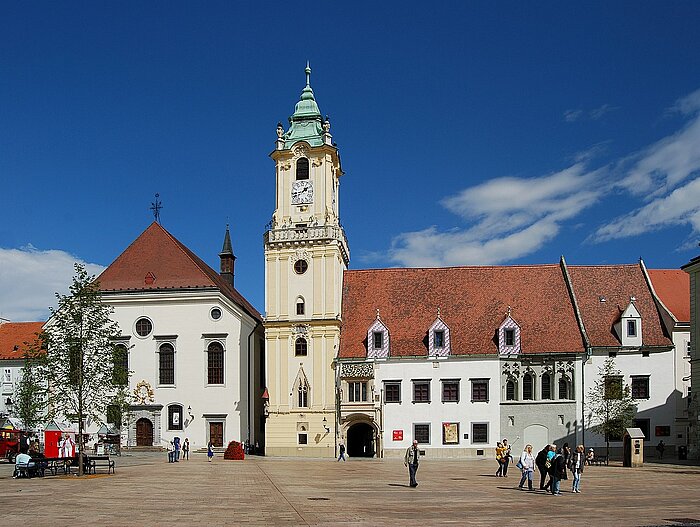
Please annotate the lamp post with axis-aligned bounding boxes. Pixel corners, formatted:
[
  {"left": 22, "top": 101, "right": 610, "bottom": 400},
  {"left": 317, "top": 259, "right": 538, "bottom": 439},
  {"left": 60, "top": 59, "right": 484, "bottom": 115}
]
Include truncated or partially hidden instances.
[{"left": 322, "top": 416, "right": 330, "bottom": 434}]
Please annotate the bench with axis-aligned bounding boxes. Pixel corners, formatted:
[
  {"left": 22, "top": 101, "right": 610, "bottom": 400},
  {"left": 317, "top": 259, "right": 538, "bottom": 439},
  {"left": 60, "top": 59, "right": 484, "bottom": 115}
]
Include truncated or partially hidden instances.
[
  {"left": 590, "top": 455, "right": 608, "bottom": 466},
  {"left": 88, "top": 455, "right": 115, "bottom": 474}
]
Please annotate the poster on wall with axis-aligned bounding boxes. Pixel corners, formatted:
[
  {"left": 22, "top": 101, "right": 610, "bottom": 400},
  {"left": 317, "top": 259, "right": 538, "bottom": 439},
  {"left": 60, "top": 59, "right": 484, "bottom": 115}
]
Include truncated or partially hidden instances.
[
  {"left": 393, "top": 430, "right": 403, "bottom": 441},
  {"left": 443, "top": 422, "right": 459, "bottom": 444}
]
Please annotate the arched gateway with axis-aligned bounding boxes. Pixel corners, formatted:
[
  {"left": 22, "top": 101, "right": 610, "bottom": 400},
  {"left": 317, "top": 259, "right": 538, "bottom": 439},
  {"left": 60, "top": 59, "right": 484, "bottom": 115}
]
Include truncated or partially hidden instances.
[{"left": 346, "top": 421, "right": 377, "bottom": 458}]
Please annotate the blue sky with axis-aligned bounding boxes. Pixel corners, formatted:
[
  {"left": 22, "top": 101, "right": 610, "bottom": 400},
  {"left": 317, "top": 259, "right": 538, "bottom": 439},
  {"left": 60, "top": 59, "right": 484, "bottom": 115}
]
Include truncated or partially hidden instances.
[{"left": 2, "top": 2, "right": 700, "bottom": 321}]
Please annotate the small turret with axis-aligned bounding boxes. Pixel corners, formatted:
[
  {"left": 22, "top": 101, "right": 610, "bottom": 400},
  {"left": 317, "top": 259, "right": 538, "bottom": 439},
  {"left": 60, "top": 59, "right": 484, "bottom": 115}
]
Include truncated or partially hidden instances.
[{"left": 219, "top": 224, "right": 236, "bottom": 287}]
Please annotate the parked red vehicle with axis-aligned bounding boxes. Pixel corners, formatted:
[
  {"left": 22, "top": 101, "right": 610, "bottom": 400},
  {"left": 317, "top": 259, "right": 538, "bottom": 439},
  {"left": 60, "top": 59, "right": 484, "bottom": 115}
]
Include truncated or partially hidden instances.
[{"left": 0, "top": 429, "right": 21, "bottom": 462}]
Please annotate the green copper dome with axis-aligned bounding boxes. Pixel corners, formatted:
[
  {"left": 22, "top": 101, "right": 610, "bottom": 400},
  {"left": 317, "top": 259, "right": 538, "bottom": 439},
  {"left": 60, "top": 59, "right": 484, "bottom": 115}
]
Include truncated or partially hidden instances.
[{"left": 283, "top": 63, "right": 325, "bottom": 149}]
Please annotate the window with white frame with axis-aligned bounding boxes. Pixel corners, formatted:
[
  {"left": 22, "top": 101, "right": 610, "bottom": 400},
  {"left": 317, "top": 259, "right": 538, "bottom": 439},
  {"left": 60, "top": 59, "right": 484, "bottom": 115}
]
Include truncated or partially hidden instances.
[
  {"left": 384, "top": 381, "right": 401, "bottom": 403},
  {"left": 414, "top": 423, "right": 430, "bottom": 444},
  {"left": 348, "top": 381, "right": 368, "bottom": 402}
]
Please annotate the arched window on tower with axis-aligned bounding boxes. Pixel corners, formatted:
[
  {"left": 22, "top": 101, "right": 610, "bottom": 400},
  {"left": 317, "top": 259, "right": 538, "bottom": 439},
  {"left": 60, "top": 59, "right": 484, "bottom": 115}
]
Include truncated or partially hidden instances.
[
  {"left": 296, "top": 297, "right": 305, "bottom": 316},
  {"left": 296, "top": 158, "right": 309, "bottom": 180},
  {"left": 523, "top": 373, "right": 534, "bottom": 400},
  {"left": 559, "top": 377, "right": 571, "bottom": 400},
  {"left": 506, "top": 379, "right": 516, "bottom": 401},
  {"left": 295, "top": 337, "right": 308, "bottom": 357},
  {"left": 292, "top": 369, "right": 310, "bottom": 409}
]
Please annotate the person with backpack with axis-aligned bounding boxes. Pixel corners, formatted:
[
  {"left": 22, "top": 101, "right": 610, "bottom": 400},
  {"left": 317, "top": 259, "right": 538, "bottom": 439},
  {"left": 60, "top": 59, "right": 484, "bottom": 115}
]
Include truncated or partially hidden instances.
[
  {"left": 517, "top": 444, "right": 535, "bottom": 491},
  {"left": 338, "top": 442, "right": 346, "bottom": 462}
]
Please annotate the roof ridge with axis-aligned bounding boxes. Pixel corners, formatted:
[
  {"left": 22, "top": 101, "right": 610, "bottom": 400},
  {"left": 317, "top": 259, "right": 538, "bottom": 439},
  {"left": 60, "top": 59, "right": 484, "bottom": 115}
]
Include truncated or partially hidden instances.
[
  {"left": 156, "top": 223, "right": 217, "bottom": 287},
  {"left": 346, "top": 264, "right": 562, "bottom": 273}
]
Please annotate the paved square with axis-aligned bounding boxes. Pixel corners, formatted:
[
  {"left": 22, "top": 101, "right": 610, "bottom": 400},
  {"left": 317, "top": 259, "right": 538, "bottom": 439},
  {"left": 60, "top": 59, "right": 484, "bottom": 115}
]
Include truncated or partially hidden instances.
[{"left": 2, "top": 454, "right": 700, "bottom": 526}]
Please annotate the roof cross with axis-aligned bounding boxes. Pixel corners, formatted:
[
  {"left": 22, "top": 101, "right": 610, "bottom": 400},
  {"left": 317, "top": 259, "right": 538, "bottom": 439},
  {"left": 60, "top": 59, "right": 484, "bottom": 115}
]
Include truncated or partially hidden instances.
[{"left": 150, "top": 193, "right": 163, "bottom": 223}]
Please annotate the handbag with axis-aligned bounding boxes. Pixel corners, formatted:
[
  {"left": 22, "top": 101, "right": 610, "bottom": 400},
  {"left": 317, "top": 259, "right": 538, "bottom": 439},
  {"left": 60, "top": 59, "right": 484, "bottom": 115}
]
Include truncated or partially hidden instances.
[{"left": 516, "top": 460, "right": 523, "bottom": 470}]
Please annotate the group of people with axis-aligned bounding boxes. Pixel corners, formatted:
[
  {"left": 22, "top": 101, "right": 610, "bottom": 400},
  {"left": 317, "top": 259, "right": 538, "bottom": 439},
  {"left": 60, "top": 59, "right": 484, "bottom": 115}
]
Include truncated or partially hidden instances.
[
  {"left": 507, "top": 441, "right": 586, "bottom": 495},
  {"left": 167, "top": 437, "right": 190, "bottom": 462}
]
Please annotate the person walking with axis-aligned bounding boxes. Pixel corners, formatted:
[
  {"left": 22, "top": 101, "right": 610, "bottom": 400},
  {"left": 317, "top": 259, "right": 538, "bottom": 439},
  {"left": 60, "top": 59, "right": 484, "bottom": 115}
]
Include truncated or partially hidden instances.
[
  {"left": 338, "top": 443, "right": 346, "bottom": 462},
  {"left": 570, "top": 444, "right": 585, "bottom": 493},
  {"left": 182, "top": 438, "right": 190, "bottom": 460},
  {"left": 518, "top": 444, "right": 536, "bottom": 491},
  {"left": 502, "top": 438, "right": 512, "bottom": 477},
  {"left": 535, "top": 444, "right": 549, "bottom": 489},
  {"left": 167, "top": 441, "right": 175, "bottom": 463},
  {"left": 404, "top": 439, "right": 420, "bottom": 487},
  {"left": 173, "top": 436, "right": 181, "bottom": 462},
  {"left": 495, "top": 442, "right": 505, "bottom": 477},
  {"left": 207, "top": 440, "right": 214, "bottom": 462},
  {"left": 549, "top": 447, "right": 566, "bottom": 496},
  {"left": 656, "top": 440, "right": 665, "bottom": 460}
]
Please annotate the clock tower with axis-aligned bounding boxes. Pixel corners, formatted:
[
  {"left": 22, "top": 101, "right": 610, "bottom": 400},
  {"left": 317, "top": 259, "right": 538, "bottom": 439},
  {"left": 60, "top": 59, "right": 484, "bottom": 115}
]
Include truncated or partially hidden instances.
[{"left": 263, "top": 64, "right": 349, "bottom": 456}]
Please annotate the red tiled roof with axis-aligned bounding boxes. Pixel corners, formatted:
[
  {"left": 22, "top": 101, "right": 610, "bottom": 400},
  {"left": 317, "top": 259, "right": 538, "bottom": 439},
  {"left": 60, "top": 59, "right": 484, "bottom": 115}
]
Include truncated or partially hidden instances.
[
  {"left": 648, "top": 269, "right": 690, "bottom": 323},
  {"left": 97, "top": 222, "right": 261, "bottom": 322},
  {"left": 0, "top": 322, "right": 44, "bottom": 360},
  {"left": 567, "top": 264, "right": 671, "bottom": 348},
  {"left": 339, "top": 265, "right": 585, "bottom": 358}
]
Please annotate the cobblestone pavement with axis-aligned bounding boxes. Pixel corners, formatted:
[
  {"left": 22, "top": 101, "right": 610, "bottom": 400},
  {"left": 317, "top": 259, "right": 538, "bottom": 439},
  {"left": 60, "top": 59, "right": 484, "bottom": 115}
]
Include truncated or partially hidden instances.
[{"left": 1, "top": 454, "right": 700, "bottom": 526}]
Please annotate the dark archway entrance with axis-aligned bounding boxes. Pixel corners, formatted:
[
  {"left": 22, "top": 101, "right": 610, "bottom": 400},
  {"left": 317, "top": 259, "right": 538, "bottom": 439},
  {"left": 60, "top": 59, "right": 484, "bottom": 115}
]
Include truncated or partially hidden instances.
[
  {"left": 347, "top": 422, "right": 375, "bottom": 457},
  {"left": 136, "top": 418, "right": 153, "bottom": 446}
]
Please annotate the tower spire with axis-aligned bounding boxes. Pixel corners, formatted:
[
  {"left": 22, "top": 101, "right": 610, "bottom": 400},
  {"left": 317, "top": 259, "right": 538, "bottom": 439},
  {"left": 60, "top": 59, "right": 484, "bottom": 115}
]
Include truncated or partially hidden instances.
[{"left": 219, "top": 224, "right": 236, "bottom": 287}]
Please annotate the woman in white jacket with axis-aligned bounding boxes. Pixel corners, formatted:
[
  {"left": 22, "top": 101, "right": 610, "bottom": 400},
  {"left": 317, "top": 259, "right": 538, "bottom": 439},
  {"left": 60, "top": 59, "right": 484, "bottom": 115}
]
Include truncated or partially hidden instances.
[{"left": 518, "top": 444, "right": 536, "bottom": 491}]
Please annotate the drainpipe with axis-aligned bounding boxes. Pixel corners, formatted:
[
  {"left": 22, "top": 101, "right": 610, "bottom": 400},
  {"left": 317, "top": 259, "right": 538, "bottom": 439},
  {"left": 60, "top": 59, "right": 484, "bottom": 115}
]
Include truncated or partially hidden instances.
[{"left": 247, "top": 321, "right": 261, "bottom": 448}]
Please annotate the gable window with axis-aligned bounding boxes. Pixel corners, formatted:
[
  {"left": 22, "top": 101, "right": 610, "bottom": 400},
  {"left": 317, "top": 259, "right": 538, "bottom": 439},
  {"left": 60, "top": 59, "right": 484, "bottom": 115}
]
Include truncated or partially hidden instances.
[
  {"left": 413, "top": 380, "right": 430, "bottom": 403},
  {"left": 631, "top": 376, "right": 650, "bottom": 399},
  {"left": 414, "top": 423, "right": 430, "bottom": 444},
  {"left": 384, "top": 381, "right": 401, "bottom": 403},
  {"left": 348, "top": 381, "right": 368, "bottom": 402},
  {"left": 472, "top": 422, "right": 488, "bottom": 444},
  {"left": 627, "top": 320, "right": 637, "bottom": 337},
  {"left": 168, "top": 404, "right": 183, "bottom": 431},
  {"left": 504, "top": 329, "right": 515, "bottom": 346},
  {"left": 298, "top": 382, "right": 309, "bottom": 408},
  {"left": 523, "top": 373, "right": 534, "bottom": 400},
  {"left": 442, "top": 380, "right": 459, "bottom": 403},
  {"left": 558, "top": 378, "right": 571, "bottom": 400},
  {"left": 471, "top": 379, "right": 489, "bottom": 402},
  {"left": 434, "top": 331, "right": 445, "bottom": 348},
  {"left": 158, "top": 343, "right": 175, "bottom": 385},
  {"left": 295, "top": 337, "right": 308, "bottom": 357},
  {"left": 112, "top": 344, "right": 129, "bottom": 386},
  {"left": 541, "top": 373, "right": 552, "bottom": 400},
  {"left": 296, "top": 157, "right": 309, "bottom": 180},
  {"left": 207, "top": 342, "right": 224, "bottom": 385},
  {"left": 506, "top": 380, "right": 516, "bottom": 401},
  {"left": 373, "top": 331, "right": 383, "bottom": 349}
]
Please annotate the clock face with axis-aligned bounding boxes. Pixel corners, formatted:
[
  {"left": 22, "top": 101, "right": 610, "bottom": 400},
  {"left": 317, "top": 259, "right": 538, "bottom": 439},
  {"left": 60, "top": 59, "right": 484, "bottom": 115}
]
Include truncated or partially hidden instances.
[{"left": 292, "top": 180, "right": 313, "bottom": 204}]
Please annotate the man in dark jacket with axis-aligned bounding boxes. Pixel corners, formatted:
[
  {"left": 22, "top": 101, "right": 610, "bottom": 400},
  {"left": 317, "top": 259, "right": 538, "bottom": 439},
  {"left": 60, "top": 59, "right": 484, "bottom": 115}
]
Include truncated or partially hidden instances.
[
  {"left": 549, "top": 448, "right": 567, "bottom": 495},
  {"left": 535, "top": 445, "right": 549, "bottom": 490}
]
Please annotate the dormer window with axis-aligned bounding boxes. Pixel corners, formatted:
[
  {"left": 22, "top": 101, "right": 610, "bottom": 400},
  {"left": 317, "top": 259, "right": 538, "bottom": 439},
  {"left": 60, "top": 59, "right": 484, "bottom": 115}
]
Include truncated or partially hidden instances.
[
  {"left": 617, "top": 301, "right": 642, "bottom": 347},
  {"left": 428, "top": 314, "right": 451, "bottom": 357},
  {"left": 296, "top": 157, "right": 309, "bottom": 180},
  {"left": 498, "top": 309, "right": 521, "bottom": 356},
  {"left": 627, "top": 320, "right": 637, "bottom": 337},
  {"left": 367, "top": 315, "right": 389, "bottom": 359}
]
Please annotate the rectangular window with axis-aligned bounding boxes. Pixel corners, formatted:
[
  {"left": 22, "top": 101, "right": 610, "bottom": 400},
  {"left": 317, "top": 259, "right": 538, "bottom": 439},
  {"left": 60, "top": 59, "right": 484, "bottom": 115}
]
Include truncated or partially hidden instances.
[
  {"left": 296, "top": 301, "right": 305, "bottom": 315},
  {"left": 472, "top": 423, "right": 488, "bottom": 444},
  {"left": 384, "top": 382, "right": 401, "bottom": 403},
  {"left": 348, "top": 381, "right": 368, "bottom": 402},
  {"left": 633, "top": 418, "right": 650, "bottom": 440},
  {"left": 627, "top": 320, "right": 637, "bottom": 337},
  {"left": 655, "top": 425, "right": 671, "bottom": 437},
  {"left": 414, "top": 423, "right": 430, "bottom": 444},
  {"left": 504, "top": 329, "right": 515, "bottom": 346},
  {"left": 434, "top": 331, "right": 444, "bottom": 348},
  {"left": 631, "top": 376, "right": 650, "bottom": 399},
  {"left": 604, "top": 375, "right": 623, "bottom": 400},
  {"left": 471, "top": 379, "right": 489, "bottom": 402},
  {"left": 298, "top": 433, "right": 307, "bottom": 445},
  {"left": 168, "top": 405, "right": 183, "bottom": 431},
  {"left": 373, "top": 332, "right": 383, "bottom": 349},
  {"left": 442, "top": 380, "right": 459, "bottom": 403},
  {"left": 413, "top": 380, "right": 430, "bottom": 403},
  {"left": 112, "top": 346, "right": 129, "bottom": 386},
  {"left": 3, "top": 368, "right": 11, "bottom": 383}
]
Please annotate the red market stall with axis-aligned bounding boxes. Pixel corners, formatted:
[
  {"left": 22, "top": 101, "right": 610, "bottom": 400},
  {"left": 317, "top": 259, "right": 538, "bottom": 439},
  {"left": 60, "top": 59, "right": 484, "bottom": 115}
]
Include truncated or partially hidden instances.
[{"left": 43, "top": 421, "right": 76, "bottom": 458}]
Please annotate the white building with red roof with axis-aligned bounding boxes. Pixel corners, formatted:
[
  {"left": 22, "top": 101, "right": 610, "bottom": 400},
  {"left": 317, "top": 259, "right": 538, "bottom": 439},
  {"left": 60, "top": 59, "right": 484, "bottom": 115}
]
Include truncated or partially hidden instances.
[
  {"left": 0, "top": 321, "right": 44, "bottom": 419},
  {"left": 96, "top": 222, "right": 264, "bottom": 452}
]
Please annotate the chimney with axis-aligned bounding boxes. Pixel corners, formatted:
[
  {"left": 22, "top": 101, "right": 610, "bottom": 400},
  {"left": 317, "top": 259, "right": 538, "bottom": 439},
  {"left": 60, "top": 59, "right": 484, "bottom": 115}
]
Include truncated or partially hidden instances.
[{"left": 219, "top": 224, "right": 236, "bottom": 287}]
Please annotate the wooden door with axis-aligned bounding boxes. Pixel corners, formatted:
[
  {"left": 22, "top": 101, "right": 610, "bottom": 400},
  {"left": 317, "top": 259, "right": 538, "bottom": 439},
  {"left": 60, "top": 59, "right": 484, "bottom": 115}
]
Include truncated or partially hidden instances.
[
  {"left": 136, "top": 418, "right": 153, "bottom": 446},
  {"left": 209, "top": 422, "right": 224, "bottom": 447}
]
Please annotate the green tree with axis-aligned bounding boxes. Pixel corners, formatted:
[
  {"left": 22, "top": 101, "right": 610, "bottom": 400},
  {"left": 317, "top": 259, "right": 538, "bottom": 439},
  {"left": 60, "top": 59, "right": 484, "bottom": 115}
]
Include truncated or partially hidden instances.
[
  {"left": 587, "top": 357, "right": 637, "bottom": 459},
  {"left": 37, "top": 263, "right": 126, "bottom": 476},
  {"left": 13, "top": 347, "right": 46, "bottom": 432}
]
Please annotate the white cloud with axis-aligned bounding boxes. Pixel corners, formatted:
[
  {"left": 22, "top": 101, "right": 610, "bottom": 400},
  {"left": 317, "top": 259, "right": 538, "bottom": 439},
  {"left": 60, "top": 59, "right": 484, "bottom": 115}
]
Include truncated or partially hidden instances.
[
  {"left": 589, "top": 104, "right": 619, "bottom": 120},
  {"left": 389, "top": 164, "right": 605, "bottom": 267},
  {"left": 564, "top": 109, "right": 583, "bottom": 122},
  {"left": 0, "top": 246, "right": 105, "bottom": 322},
  {"left": 563, "top": 104, "right": 619, "bottom": 122}
]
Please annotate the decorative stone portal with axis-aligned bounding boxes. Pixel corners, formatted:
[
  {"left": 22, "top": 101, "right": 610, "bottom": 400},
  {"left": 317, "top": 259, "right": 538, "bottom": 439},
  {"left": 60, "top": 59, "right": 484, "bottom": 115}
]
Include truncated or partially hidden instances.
[
  {"left": 128, "top": 404, "right": 163, "bottom": 447},
  {"left": 347, "top": 422, "right": 377, "bottom": 458}
]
